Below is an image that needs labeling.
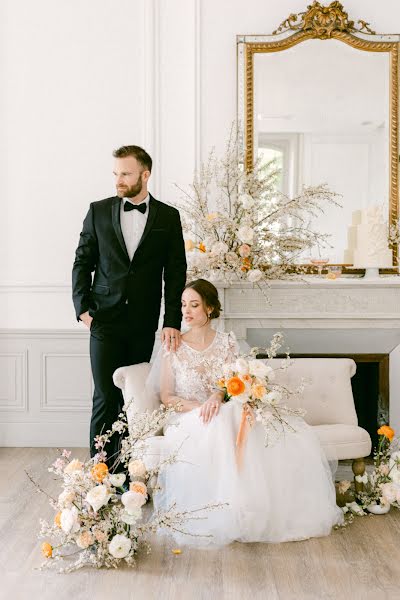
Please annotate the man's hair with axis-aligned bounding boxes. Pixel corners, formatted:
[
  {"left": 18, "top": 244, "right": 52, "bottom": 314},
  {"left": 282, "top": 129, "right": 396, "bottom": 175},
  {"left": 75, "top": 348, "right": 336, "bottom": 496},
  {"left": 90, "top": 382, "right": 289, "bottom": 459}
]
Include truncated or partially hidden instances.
[{"left": 113, "top": 145, "right": 152, "bottom": 172}]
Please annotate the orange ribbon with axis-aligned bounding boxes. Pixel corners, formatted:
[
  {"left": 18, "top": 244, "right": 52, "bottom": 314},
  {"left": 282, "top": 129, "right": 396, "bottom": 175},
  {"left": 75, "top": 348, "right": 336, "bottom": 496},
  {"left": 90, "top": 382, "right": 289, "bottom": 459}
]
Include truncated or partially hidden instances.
[{"left": 235, "top": 403, "right": 255, "bottom": 469}]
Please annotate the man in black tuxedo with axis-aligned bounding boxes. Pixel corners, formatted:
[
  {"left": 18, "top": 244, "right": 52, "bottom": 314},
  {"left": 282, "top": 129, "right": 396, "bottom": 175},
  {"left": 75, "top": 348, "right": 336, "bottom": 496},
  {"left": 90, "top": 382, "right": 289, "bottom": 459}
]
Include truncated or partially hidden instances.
[{"left": 72, "top": 145, "right": 186, "bottom": 468}]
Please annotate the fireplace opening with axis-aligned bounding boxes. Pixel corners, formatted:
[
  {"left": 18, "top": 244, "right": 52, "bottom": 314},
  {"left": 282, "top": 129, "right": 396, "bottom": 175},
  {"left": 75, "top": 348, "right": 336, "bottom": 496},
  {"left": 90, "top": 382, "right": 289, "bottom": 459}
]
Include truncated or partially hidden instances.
[{"left": 257, "top": 352, "right": 389, "bottom": 453}]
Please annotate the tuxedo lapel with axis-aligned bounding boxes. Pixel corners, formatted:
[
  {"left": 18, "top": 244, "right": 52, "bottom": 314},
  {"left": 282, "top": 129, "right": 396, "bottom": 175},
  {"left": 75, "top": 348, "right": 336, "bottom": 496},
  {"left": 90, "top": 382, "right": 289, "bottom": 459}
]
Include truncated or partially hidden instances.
[
  {"left": 111, "top": 197, "right": 129, "bottom": 260},
  {"left": 134, "top": 195, "right": 159, "bottom": 256}
]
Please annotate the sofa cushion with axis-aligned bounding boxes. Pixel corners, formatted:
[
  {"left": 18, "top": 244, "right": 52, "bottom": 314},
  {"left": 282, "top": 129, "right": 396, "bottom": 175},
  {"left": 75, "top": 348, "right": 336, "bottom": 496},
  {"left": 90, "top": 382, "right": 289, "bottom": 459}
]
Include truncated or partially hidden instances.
[
  {"left": 265, "top": 358, "right": 358, "bottom": 426},
  {"left": 314, "top": 424, "right": 372, "bottom": 460}
]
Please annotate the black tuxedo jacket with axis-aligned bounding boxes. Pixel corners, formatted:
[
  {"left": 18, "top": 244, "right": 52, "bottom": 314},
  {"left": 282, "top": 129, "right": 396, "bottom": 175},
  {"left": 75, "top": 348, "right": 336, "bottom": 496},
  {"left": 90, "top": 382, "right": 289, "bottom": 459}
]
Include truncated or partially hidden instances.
[{"left": 72, "top": 194, "right": 187, "bottom": 332}]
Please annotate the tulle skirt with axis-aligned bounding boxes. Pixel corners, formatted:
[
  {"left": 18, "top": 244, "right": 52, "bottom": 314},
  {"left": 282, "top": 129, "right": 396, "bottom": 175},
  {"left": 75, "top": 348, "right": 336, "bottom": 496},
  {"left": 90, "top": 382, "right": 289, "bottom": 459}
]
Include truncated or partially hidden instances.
[{"left": 152, "top": 401, "right": 343, "bottom": 547}]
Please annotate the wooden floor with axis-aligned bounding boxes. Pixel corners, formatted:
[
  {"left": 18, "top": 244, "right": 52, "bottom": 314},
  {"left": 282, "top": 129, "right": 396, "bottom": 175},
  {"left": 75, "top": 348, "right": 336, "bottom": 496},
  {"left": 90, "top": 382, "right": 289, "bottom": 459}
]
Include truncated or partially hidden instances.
[{"left": 1, "top": 448, "right": 400, "bottom": 600}]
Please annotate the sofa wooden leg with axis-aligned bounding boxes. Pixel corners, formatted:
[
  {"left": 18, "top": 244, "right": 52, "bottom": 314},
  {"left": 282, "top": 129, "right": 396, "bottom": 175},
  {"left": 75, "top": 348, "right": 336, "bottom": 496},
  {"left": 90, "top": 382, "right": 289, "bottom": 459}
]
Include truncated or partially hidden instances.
[{"left": 352, "top": 457, "right": 366, "bottom": 493}]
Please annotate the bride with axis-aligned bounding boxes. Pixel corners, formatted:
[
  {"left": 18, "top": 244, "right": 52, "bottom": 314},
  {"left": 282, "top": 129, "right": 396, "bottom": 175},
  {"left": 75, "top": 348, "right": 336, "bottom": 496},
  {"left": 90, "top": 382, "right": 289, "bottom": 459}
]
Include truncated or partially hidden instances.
[{"left": 151, "top": 278, "right": 342, "bottom": 546}]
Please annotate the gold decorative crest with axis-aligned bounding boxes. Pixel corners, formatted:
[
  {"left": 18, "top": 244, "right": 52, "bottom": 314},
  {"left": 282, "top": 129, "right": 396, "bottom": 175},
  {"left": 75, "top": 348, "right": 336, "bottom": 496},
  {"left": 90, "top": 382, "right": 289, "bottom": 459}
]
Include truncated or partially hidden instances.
[{"left": 273, "top": 1, "right": 375, "bottom": 39}]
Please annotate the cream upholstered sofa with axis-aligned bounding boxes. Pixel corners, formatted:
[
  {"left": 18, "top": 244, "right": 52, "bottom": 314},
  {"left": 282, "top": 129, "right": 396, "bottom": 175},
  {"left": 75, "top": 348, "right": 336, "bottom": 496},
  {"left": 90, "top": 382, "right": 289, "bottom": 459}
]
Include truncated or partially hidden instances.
[{"left": 113, "top": 357, "right": 371, "bottom": 486}]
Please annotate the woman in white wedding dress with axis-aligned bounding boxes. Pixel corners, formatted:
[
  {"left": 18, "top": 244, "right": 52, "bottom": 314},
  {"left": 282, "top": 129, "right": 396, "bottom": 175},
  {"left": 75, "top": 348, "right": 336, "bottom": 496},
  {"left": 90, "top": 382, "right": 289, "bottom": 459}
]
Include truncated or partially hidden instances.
[{"left": 152, "top": 279, "right": 342, "bottom": 546}]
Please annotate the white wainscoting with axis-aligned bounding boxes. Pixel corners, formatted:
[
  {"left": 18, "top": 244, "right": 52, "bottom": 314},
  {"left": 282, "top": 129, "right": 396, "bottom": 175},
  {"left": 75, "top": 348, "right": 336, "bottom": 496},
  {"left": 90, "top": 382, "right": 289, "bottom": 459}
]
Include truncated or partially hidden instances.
[{"left": 0, "top": 330, "right": 91, "bottom": 447}]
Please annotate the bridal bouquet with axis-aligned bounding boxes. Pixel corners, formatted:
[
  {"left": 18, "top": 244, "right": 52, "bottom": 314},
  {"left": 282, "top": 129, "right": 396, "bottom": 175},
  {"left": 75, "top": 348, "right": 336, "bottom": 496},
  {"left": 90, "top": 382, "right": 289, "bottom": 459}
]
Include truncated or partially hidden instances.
[
  {"left": 30, "top": 405, "right": 220, "bottom": 573},
  {"left": 175, "top": 126, "right": 341, "bottom": 286},
  {"left": 217, "top": 333, "right": 305, "bottom": 459}
]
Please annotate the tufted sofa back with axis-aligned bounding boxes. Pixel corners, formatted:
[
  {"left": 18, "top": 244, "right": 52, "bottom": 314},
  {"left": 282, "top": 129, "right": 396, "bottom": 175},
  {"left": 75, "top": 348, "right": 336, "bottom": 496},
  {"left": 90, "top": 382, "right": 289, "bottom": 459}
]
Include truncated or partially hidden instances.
[{"left": 264, "top": 358, "right": 357, "bottom": 426}]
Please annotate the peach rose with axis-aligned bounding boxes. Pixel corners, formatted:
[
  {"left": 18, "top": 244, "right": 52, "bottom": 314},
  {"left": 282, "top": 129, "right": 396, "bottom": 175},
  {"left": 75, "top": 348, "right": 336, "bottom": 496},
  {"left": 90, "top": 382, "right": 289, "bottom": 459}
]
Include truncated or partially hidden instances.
[
  {"left": 130, "top": 481, "right": 148, "bottom": 496},
  {"left": 41, "top": 542, "right": 53, "bottom": 558},
  {"left": 238, "top": 244, "right": 251, "bottom": 258},
  {"left": 217, "top": 378, "right": 226, "bottom": 389},
  {"left": 76, "top": 531, "right": 95, "bottom": 549},
  {"left": 377, "top": 425, "right": 395, "bottom": 442},
  {"left": 91, "top": 462, "right": 109, "bottom": 482},
  {"left": 226, "top": 377, "right": 245, "bottom": 396},
  {"left": 184, "top": 239, "right": 195, "bottom": 251},
  {"left": 54, "top": 512, "right": 62, "bottom": 528},
  {"left": 251, "top": 384, "right": 266, "bottom": 400},
  {"left": 64, "top": 458, "right": 83, "bottom": 474}
]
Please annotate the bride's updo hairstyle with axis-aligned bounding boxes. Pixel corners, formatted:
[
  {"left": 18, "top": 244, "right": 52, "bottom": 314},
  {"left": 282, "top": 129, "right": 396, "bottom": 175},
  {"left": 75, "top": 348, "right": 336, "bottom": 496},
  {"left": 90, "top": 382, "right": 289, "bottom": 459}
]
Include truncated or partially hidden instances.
[{"left": 184, "top": 279, "right": 222, "bottom": 320}]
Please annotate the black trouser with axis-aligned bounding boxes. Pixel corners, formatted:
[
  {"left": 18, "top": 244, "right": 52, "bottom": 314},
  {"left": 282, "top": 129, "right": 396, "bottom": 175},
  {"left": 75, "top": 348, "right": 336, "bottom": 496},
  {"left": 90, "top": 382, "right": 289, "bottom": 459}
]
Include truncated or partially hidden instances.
[{"left": 89, "top": 306, "right": 155, "bottom": 471}]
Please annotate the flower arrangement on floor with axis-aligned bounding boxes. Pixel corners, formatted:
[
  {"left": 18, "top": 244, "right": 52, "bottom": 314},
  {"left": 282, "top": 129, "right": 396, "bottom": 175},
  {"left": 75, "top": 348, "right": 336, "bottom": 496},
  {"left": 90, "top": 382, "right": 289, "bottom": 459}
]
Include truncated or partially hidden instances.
[
  {"left": 29, "top": 406, "right": 221, "bottom": 573},
  {"left": 337, "top": 425, "right": 400, "bottom": 518},
  {"left": 175, "top": 126, "right": 341, "bottom": 286},
  {"left": 217, "top": 333, "right": 306, "bottom": 463}
]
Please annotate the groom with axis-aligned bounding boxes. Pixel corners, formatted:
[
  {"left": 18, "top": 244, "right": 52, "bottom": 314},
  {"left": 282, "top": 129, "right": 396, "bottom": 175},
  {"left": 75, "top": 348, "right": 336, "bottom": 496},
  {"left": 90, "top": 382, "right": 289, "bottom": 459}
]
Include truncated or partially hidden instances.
[{"left": 72, "top": 145, "right": 187, "bottom": 467}]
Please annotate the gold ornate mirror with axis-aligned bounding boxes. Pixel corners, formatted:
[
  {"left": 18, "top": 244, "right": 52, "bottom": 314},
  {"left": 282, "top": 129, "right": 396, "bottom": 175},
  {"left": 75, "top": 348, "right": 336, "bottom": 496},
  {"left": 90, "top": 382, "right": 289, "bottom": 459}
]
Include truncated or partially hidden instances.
[{"left": 237, "top": 1, "right": 399, "bottom": 271}]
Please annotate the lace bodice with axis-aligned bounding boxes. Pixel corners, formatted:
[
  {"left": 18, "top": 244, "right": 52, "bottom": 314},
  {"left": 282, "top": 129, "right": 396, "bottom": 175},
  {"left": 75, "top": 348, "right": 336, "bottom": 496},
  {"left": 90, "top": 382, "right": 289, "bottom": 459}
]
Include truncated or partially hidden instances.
[{"left": 167, "top": 330, "right": 239, "bottom": 404}]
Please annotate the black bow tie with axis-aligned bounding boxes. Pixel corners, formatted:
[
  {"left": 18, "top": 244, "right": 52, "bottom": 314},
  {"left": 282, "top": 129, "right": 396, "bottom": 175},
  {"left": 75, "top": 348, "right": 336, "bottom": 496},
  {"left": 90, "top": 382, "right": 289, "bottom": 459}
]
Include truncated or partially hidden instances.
[{"left": 124, "top": 201, "right": 147, "bottom": 214}]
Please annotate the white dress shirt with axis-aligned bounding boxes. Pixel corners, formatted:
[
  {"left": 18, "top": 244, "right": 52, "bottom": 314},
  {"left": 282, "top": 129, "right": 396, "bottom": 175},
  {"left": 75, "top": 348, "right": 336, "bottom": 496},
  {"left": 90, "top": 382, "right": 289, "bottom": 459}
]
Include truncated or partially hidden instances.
[{"left": 120, "top": 195, "right": 150, "bottom": 261}]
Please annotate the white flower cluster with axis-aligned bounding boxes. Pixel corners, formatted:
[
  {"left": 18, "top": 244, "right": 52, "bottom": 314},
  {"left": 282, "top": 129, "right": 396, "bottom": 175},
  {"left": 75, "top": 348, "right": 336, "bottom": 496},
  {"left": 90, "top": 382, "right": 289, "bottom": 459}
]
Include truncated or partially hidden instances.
[
  {"left": 33, "top": 405, "right": 222, "bottom": 572},
  {"left": 175, "top": 127, "right": 340, "bottom": 287}
]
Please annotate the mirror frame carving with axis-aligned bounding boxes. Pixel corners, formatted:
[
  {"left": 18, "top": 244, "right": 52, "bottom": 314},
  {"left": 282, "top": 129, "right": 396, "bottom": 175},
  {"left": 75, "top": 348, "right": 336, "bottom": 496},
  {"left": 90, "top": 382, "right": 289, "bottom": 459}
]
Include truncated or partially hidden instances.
[{"left": 237, "top": 2, "right": 400, "bottom": 271}]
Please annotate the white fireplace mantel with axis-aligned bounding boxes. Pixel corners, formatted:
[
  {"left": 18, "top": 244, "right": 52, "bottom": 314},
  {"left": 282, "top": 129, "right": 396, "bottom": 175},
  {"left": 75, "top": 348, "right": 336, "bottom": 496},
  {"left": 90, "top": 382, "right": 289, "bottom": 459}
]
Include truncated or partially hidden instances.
[{"left": 216, "top": 277, "right": 400, "bottom": 339}]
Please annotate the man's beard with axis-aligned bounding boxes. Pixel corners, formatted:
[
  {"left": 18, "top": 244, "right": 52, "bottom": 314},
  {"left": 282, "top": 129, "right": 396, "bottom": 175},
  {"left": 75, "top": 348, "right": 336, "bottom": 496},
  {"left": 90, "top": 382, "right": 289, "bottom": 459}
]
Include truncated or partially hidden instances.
[{"left": 117, "top": 175, "right": 143, "bottom": 198}]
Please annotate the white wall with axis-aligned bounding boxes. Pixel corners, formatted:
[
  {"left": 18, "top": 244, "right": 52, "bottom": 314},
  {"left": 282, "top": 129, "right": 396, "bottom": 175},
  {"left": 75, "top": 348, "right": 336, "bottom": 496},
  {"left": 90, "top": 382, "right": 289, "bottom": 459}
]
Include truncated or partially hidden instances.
[{"left": 1, "top": 0, "right": 400, "bottom": 444}]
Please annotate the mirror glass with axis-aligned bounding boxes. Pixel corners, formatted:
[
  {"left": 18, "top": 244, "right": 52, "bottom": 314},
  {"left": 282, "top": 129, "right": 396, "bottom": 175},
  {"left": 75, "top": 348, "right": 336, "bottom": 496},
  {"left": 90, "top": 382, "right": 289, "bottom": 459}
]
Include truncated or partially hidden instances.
[{"left": 253, "top": 39, "right": 390, "bottom": 263}]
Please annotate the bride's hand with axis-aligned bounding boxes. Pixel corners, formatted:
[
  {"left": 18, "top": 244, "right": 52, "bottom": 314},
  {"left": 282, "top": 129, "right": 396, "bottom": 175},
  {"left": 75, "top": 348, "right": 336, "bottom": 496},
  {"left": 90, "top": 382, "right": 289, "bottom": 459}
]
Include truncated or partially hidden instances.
[{"left": 199, "top": 395, "right": 222, "bottom": 424}]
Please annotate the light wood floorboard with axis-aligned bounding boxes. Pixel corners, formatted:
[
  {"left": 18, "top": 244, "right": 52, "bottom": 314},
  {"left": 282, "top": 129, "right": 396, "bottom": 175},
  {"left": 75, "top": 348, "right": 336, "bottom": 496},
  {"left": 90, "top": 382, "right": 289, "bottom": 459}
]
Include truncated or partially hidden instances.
[{"left": 1, "top": 448, "right": 400, "bottom": 600}]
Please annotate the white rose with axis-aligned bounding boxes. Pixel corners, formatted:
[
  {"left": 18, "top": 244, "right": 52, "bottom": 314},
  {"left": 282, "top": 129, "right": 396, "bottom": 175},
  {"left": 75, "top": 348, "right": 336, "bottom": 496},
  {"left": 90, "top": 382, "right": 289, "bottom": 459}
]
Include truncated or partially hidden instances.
[
  {"left": 211, "top": 241, "right": 229, "bottom": 256},
  {"left": 390, "top": 468, "right": 400, "bottom": 485},
  {"left": 121, "top": 490, "right": 147, "bottom": 512},
  {"left": 238, "top": 193, "right": 254, "bottom": 209},
  {"left": 109, "top": 473, "right": 126, "bottom": 488},
  {"left": 248, "top": 360, "right": 272, "bottom": 379},
  {"left": 64, "top": 459, "right": 83, "bottom": 475},
  {"left": 235, "top": 358, "right": 249, "bottom": 375},
  {"left": 128, "top": 459, "right": 147, "bottom": 479},
  {"left": 108, "top": 534, "right": 132, "bottom": 559},
  {"left": 60, "top": 506, "right": 80, "bottom": 534},
  {"left": 120, "top": 508, "right": 142, "bottom": 525},
  {"left": 58, "top": 489, "right": 76, "bottom": 508},
  {"left": 86, "top": 485, "right": 111, "bottom": 512},
  {"left": 225, "top": 251, "right": 239, "bottom": 265},
  {"left": 237, "top": 226, "right": 254, "bottom": 244},
  {"left": 247, "top": 269, "right": 263, "bottom": 283}
]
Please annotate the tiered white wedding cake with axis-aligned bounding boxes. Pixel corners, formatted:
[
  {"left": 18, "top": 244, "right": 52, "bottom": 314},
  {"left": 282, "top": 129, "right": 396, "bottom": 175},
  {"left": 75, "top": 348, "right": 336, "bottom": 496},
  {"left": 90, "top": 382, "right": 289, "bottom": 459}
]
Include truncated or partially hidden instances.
[{"left": 343, "top": 205, "right": 392, "bottom": 268}]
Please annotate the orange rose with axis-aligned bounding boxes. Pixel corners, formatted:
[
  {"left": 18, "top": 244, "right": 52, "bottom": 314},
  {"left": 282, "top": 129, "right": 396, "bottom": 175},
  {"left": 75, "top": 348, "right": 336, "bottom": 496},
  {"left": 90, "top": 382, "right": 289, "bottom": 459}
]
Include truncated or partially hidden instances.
[
  {"left": 41, "top": 542, "right": 53, "bottom": 558},
  {"left": 198, "top": 242, "right": 206, "bottom": 253},
  {"left": 251, "top": 384, "right": 266, "bottom": 400},
  {"left": 377, "top": 425, "right": 395, "bottom": 441},
  {"left": 91, "top": 462, "right": 109, "bottom": 482},
  {"left": 241, "top": 257, "right": 251, "bottom": 272},
  {"left": 226, "top": 376, "right": 245, "bottom": 396},
  {"left": 54, "top": 512, "right": 62, "bottom": 528},
  {"left": 129, "top": 481, "right": 148, "bottom": 496}
]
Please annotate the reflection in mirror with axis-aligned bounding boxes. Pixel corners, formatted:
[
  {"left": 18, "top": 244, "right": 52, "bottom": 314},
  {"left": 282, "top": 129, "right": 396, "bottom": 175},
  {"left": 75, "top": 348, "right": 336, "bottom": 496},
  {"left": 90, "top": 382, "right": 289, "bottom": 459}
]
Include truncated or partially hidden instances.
[{"left": 254, "top": 39, "right": 390, "bottom": 263}]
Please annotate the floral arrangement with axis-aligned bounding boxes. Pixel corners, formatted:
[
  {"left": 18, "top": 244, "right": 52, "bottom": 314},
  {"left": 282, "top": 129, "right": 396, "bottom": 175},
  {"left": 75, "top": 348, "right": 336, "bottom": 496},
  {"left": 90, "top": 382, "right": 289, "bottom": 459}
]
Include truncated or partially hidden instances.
[
  {"left": 217, "top": 333, "right": 305, "bottom": 457},
  {"left": 29, "top": 405, "right": 221, "bottom": 572},
  {"left": 337, "top": 425, "right": 400, "bottom": 518},
  {"left": 175, "top": 126, "right": 341, "bottom": 286}
]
